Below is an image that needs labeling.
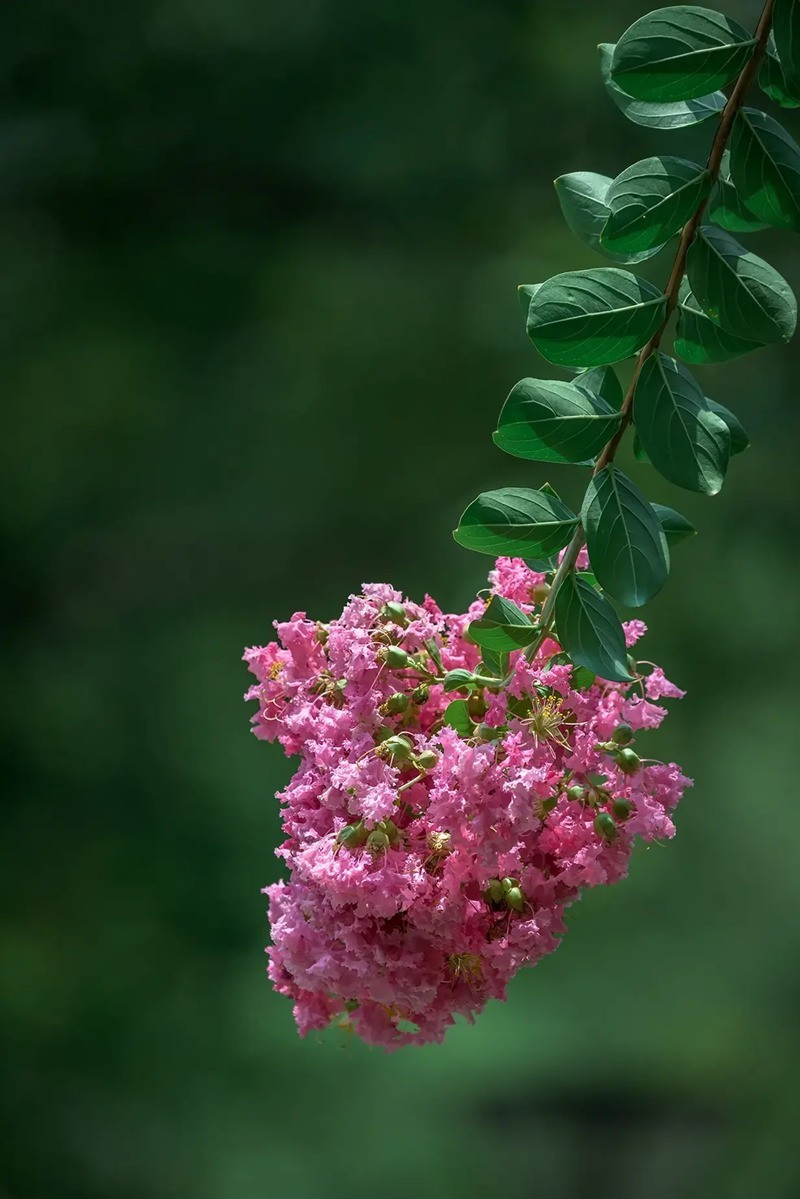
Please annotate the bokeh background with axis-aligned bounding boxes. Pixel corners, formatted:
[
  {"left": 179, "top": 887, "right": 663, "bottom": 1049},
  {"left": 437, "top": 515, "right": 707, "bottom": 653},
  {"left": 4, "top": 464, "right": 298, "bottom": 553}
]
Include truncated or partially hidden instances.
[{"left": 4, "top": 0, "right": 800, "bottom": 1195}]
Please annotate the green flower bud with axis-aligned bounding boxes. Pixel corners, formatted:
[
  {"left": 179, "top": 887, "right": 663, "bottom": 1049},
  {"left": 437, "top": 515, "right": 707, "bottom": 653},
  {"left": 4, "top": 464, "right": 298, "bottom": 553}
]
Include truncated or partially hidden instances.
[
  {"left": 611, "top": 722, "right": 634, "bottom": 746},
  {"left": 565, "top": 784, "right": 586, "bottom": 803},
  {"left": 315, "top": 623, "right": 329, "bottom": 645},
  {"left": 500, "top": 876, "right": 520, "bottom": 893},
  {"left": 343, "top": 999, "right": 359, "bottom": 1012},
  {"left": 484, "top": 878, "right": 504, "bottom": 905},
  {"left": 611, "top": 797, "right": 635, "bottom": 821},
  {"left": 467, "top": 692, "right": 489, "bottom": 720},
  {"left": 411, "top": 683, "right": 430, "bottom": 705},
  {"left": 413, "top": 749, "right": 440, "bottom": 771},
  {"left": 383, "top": 602, "right": 409, "bottom": 627},
  {"left": 382, "top": 645, "right": 411, "bottom": 669},
  {"left": 504, "top": 885, "right": 526, "bottom": 912},
  {"left": 594, "top": 812, "right": 617, "bottom": 841},
  {"left": 374, "top": 726, "right": 393, "bottom": 744},
  {"left": 378, "top": 735, "right": 414, "bottom": 764},
  {"left": 380, "top": 692, "right": 410, "bottom": 716},
  {"left": 377, "top": 818, "right": 401, "bottom": 844},
  {"left": 336, "top": 822, "right": 368, "bottom": 850},
  {"left": 615, "top": 748, "right": 641, "bottom": 775},
  {"left": 531, "top": 583, "right": 551, "bottom": 604},
  {"left": 366, "top": 829, "right": 391, "bottom": 855}
]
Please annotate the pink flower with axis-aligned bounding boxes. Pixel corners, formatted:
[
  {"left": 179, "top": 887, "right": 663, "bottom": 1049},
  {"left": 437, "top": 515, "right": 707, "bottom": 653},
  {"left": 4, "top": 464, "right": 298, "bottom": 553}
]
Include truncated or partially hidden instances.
[{"left": 245, "top": 560, "right": 690, "bottom": 1048}]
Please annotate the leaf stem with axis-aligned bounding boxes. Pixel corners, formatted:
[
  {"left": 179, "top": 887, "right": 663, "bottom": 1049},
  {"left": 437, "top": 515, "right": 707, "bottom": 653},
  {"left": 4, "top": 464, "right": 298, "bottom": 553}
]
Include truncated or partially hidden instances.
[{"left": 529, "top": 0, "right": 775, "bottom": 658}]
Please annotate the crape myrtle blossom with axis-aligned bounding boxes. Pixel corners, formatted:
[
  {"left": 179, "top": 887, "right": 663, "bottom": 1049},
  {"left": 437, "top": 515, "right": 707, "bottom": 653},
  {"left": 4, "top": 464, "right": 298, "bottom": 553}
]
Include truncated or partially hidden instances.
[{"left": 244, "top": 557, "right": 691, "bottom": 1049}]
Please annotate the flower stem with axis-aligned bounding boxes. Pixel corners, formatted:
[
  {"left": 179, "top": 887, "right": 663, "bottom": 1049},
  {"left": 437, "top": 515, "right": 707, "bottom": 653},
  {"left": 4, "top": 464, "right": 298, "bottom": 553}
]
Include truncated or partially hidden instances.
[{"left": 529, "top": 0, "right": 775, "bottom": 659}]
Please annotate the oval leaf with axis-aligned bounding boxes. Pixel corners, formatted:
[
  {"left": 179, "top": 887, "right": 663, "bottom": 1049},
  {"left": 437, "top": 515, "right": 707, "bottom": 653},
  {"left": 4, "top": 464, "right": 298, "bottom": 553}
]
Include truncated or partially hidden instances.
[
  {"left": 468, "top": 595, "right": 537, "bottom": 652},
  {"left": 610, "top": 6, "right": 756, "bottom": 103},
  {"left": 703, "top": 397, "right": 749, "bottom": 455},
  {"left": 582, "top": 467, "right": 669, "bottom": 607},
  {"left": 708, "top": 150, "right": 770, "bottom": 233},
  {"left": 686, "top": 225, "right": 797, "bottom": 345},
  {"left": 453, "top": 487, "right": 579, "bottom": 558},
  {"left": 554, "top": 172, "right": 661, "bottom": 264},
  {"left": 602, "top": 155, "right": 712, "bottom": 252},
  {"left": 633, "top": 353, "right": 731, "bottom": 494},
  {"left": 493, "top": 377, "right": 622, "bottom": 465},
  {"left": 760, "top": 32, "right": 800, "bottom": 108},
  {"left": 675, "top": 278, "right": 764, "bottom": 363},
  {"left": 576, "top": 365, "right": 624, "bottom": 411},
  {"left": 443, "top": 699, "right": 474, "bottom": 737},
  {"left": 730, "top": 107, "right": 800, "bottom": 231},
  {"left": 598, "top": 42, "right": 725, "bottom": 129},
  {"left": 526, "top": 268, "right": 667, "bottom": 368},
  {"left": 554, "top": 574, "right": 633, "bottom": 683},
  {"left": 652, "top": 503, "right": 697, "bottom": 546},
  {"left": 774, "top": 0, "right": 800, "bottom": 87}
]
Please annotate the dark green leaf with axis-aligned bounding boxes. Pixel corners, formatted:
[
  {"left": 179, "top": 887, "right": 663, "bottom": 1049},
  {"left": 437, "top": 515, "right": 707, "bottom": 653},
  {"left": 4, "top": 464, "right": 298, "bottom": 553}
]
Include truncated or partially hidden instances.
[
  {"left": 443, "top": 669, "right": 477, "bottom": 693},
  {"left": 517, "top": 283, "right": 542, "bottom": 318},
  {"left": 633, "top": 353, "right": 731, "bottom": 494},
  {"left": 481, "top": 647, "right": 510, "bottom": 679},
  {"left": 652, "top": 503, "right": 697, "bottom": 545},
  {"left": 703, "top": 397, "right": 749, "bottom": 454},
  {"left": 493, "top": 377, "right": 622, "bottom": 464},
  {"left": 526, "top": 268, "right": 666, "bottom": 368},
  {"left": 598, "top": 42, "right": 725, "bottom": 128},
  {"left": 582, "top": 466, "right": 669, "bottom": 607},
  {"left": 675, "top": 278, "right": 764, "bottom": 363},
  {"left": 468, "top": 595, "right": 538, "bottom": 652},
  {"left": 443, "top": 700, "right": 474, "bottom": 737},
  {"left": 577, "top": 365, "right": 624, "bottom": 411},
  {"left": 686, "top": 225, "right": 797, "bottom": 345},
  {"left": 554, "top": 574, "right": 633, "bottom": 683},
  {"left": 708, "top": 150, "right": 770, "bottom": 233},
  {"left": 760, "top": 32, "right": 800, "bottom": 108},
  {"left": 453, "top": 487, "right": 579, "bottom": 558},
  {"left": 602, "top": 155, "right": 712, "bottom": 252},
  {"left": 774, "top": 0, "right": 800, "bottom": 87},
  {"left": 554, "top": 172, "right": 660, "bottom": 263},
  {"left": 730, "top": 107, "right": 800, "bottom": 231},
  {"left": 633, "top": 431, "right": 651, "bottom": 464},
  {"left": 610, "top": 6, "right": 756, "bottom": 102},
  {"left": 571, "top": 665, "right": 597, "bottom": 690}
]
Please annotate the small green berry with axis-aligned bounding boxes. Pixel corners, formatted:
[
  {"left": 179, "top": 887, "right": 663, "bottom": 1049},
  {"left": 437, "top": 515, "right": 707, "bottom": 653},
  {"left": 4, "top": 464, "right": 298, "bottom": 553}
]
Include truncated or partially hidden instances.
[
  {"left": 483, "top": 878, "right": 504, "bottom": 905},
  {"left": 382, "top": 645, "right": 411, "bottom": 669},
  {"left": 612, "top": 797, "right": 635, "bottom": 821},
  {"left": 335, "top": 822, "right": 368, "bottom": 850},
  {"left": 594, "top": 812, "right": 617, "bottom": 841},
  {"left": 381, "top": 692, "right": 410, "bottom": 715},
  {"left": 615, "top": 748, "right": 641, "bottom": 775},
  {"left": 531, "top": 582, "right": 551, "bottom": 603},
  {"left": 378, "top": 735, "right": 414, "bottom": 764},
  {"left": 411, "top": 683, "right": 430, "bottom": 705},
  {"left": 500, "top": 876, "right": 519, "bottom": 893},
  {"left": 467, "top": 692, "right": 489, "bottom": 720},
  {"left": 414, "top": 749, "right": 440, "bottom": 771},
  {"left": 565, "top": 784, "right": 586, "bottom": 803},
  {"left": 366, "top": 829, "right": 391, "bottom": 855},
  {"left": 383, "top": 602, "right": 409, "bottom": 627},
  {"left": 611, "top": 722, "right": 634, "bottom": 746},
  {"left": 504, "top": 885, "right": 526, "bottom": 912}
]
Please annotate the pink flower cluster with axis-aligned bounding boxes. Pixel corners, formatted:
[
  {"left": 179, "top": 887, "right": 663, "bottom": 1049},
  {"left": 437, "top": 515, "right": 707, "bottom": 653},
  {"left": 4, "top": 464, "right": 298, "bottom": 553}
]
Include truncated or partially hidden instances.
[{"left": 244, "top": 558, "right": 690, "bottom": 1049}]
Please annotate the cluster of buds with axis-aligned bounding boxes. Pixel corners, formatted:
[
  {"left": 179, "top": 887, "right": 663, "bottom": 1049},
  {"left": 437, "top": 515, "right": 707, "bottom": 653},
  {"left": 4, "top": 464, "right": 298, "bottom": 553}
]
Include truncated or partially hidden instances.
[{"left": 245, "top": 557, "right": 690, "bottom": 1048}]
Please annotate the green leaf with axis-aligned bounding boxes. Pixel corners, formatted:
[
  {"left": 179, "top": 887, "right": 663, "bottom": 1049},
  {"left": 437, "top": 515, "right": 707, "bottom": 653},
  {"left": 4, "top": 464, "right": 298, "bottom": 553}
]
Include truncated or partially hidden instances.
[
  {"left": 577, "top": 365, "right": 624, "bottom": 411},
  {"left": 686, "top": 225, "right": 797, "bottom": 345},
  {"left": 571, "top": 665, "right": 597, "bottom": 691},
  {"left": 443, "top": 699, "right": 474, "bottom": 737},
  {"left": 652, "top": 503, "right": 697, "bottom": 546},
  {"left": 481, "top": 647, "right": 510, "bottom": 679},
  {"left": 599, "top": 42, "right": 725, "bottom": 129},
  {"left": 633, "top": 353, "right": 731, "bottom": 494},
  {"left": 774, "top": 0, "right": 800, "bottom": 87},
  {"left": 633, "top": 431, "right": 651, "bottom": 464},
  {"left": 760, "top": 32, "right": 800, "bottom": 108},
  {"left": 610, "top": 6, "right": 756, "bottom": 103},
  {"left": 442, "top": 669, "right": 477, "bottom": 693},
  {"left": 554, "top": 574, "right": 633, "bottom": 683},
  {"left": 730, "top": 107, "right": 800, "bottom": 232},
  {"left": 493, "top": 376, "right": 622, "bottom": 465},
  {"left": 581, "top": 466, "right": 669, "bottom": 607},
  {"left": 554, "top": 172, "right": 660, "bottom": 264},
  {"left": 602, "top": 155, "right": 712, "bottom": 252},
  {"left": 517, "top": 283, "right": 542, "bottom": 318},
  {"left": 526, "top": 268, "right": 666, "bottom": 368},
  {"left": 703, "top": 397, "right": 749, "bottom": 455},
  {"left": 708, "top": 150, "right": 770, "bottom": 234},
  {"left": 468, "top": 595, "right": 538, "bottom": 652},
  {"left": 675, "top": 278, "right": 764, "bottom": 363},
  {"left": 453, "top": 487, "right": 579, "bottom": 558}
]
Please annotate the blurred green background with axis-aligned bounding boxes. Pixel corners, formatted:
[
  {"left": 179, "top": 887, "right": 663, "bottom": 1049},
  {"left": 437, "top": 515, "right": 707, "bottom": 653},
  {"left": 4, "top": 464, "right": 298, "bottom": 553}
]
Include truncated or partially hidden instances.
[{"left": 3, "top": 0, "right": 800, "bottom": 1195}]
